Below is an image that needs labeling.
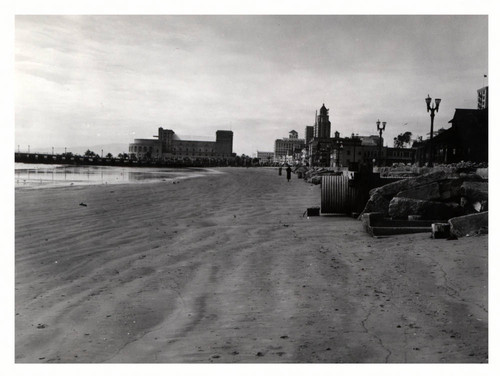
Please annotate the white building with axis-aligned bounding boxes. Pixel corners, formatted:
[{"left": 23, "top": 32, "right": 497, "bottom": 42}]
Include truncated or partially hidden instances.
[{"left": 274, "top": 130, "right": 305, "bottom": 163}]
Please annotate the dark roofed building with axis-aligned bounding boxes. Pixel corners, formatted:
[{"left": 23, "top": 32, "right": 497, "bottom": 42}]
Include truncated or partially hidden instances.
[{"left": 414, "top": 108, "right": 488, "bottom": 165}]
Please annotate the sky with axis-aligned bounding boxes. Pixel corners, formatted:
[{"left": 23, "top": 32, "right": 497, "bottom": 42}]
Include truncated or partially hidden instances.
[{"left": 15, "top": 14, "right": 488, "bottom": 156}]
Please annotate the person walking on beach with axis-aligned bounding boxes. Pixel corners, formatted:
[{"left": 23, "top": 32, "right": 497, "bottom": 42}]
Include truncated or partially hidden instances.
[{"left": 286, "top": 165, "right": 292, "bottom": 182}]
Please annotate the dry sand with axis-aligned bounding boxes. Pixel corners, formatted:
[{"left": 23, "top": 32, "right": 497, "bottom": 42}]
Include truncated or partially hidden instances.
[{"left": 15, "top": 167, "right": 487, "bottom": 363}]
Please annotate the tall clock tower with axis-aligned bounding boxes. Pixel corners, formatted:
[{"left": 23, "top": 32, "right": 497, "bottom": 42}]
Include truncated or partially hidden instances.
[{"left": 315, "top": 104, "right": 331, "bottom": 139}]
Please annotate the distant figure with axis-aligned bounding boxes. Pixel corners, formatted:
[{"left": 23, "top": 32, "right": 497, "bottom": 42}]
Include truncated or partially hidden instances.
[
  {"left": 286, "top": 166, "right": 292, "bottom": 182},
  {"left": 278, "top": 166, "right": 282, "bottom": 176}
]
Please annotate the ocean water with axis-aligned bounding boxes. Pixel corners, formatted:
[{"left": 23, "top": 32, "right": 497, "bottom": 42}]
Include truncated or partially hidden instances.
[{"left": 15, "top": 163, "right": 221, "bottom": 189}]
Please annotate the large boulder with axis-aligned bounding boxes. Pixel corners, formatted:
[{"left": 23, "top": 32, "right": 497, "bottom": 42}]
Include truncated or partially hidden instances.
[
  {"left": 458, "top": 172, "right": 484, "bottom": 181},
  {"left": 310, "top": 175, "right": 322, "bottom": 185},
  {"left": 360, "top": 168, "right": 488, "bottom": 219},
  {"left": 460, "top": 181, "right": 488, "bottom": 202},
  {"left": 476, "top": 168, "right": 488, "bottom": 180},
  {"left": 439, "top": 178, "right": 465, "bottom": 201},
  {"left": 388, "top": 197, "right": 463, "bottom": 220},
  {"left": 449, "top": 212, "right": 488, "bottom": 237},
  {"left": 369, "top": 170, "right": 453, "bottom": 198},
  {"left": 396, "top": 182, "right": 441, "bottom": 201},
  {"left": 362, "top": 193, "right": 392, "bottom": 217}
]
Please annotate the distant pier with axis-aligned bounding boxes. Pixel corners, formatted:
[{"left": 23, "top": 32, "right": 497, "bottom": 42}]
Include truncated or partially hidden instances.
[{"left": 14, "top": 152, "right": 233, "bottom": 168}]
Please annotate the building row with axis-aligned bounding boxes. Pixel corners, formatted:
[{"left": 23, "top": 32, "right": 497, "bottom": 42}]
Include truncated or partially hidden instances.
[
  {"left": 268, "top": 103, "right": 392, "bottom": 167},
  {"left": 268, "top": 85, "right": 488, "bottom": 168}
]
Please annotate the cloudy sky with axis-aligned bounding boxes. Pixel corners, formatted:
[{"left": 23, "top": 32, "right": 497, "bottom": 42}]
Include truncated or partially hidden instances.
[{"left": 15, "top": 15, "right": 487, "bottom": 156}]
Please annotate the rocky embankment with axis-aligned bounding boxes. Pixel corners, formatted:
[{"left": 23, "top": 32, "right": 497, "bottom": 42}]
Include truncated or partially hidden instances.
[
  {"left": 301, "top": 167, "right": 338, "bottom": 185},
  {"left": 360, "top": 167, "right": 488, "bottom": 237}
]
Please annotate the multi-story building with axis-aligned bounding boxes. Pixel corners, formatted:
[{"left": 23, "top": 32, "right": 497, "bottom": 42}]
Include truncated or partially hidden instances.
[
  {"left": 337, "top": 133, "right": 373, "bottom": 168},
  {"left": 308, "top": 104, "right": 333, "bottom": 166},
  {"left": 274, "top": 130, "right": 306, "bottom": 163},
  {"left": 305, "top": 126, "right": 314, "bottom": 145},
  {"left": 305, "top": 103, "right": 413, "bottom": 168},
  {"left": 477, "top": 86, "right": 488, "bottom": 109},
  {"left": 256, "top": 151, "right": 274, "bottom": 164},
  {"left": 314, "top": 104, "right": 331, "bottom": 139},
  {"left": 311, "top": 131, "right": 414, "bottom": 168},
  {"left": 385, "top": 147, "right": 415, "bottom": 165},
  {"left": 358, "top": 135, "right": 383, "bottom": 166},
  {"left": 127, "top": 138, "right": 162, "bottom": 160},
  {"left": 129, "top": 128, "right": 233, "bottom": 161}
]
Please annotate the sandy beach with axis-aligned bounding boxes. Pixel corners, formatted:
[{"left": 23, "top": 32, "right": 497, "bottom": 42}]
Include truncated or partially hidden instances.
[{"left": 15, "top": 167, "right": 487, "bottom": 363}]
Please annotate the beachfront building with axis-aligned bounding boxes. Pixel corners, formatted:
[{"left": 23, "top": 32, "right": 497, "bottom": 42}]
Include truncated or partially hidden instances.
[
  {"left": 128, "top": 138, "right": 162, "bottom": 160},
  {"left": 129, "top": 128, "right": 233, "bottom": 161},
  {"left": 314, "top": 104, "right": 331, "bottom": 139},
  {"left": 413, "top": 108, "right": 488, "bottom": 165},
  {"left": 307, "top": 104, "right": 334, "bottom": 166},
  {"left": 305, "top": 126, "right": 314, "bottom": 145},
  {"left": 256, "top": 151, "right": 274, "bottom": 165},
  {"left": 327, "top": 133, "right": 416, "bottom": 168},
  {"left": 303, "top": 103, "right": 416, "bottom": 168},
  {"left": 477, "top": 86, "right": 488, "bottom": 110},
  {"left": 413, "top": 85, "right": 488, "bottom": 166},
  {"left": 308, "top": 128, "right": 394, "bottom": 168},
  {"left": 385, "top": 147, "right": 415, "bottom": 166},
  {"left": 310, "top": 132, "right": 366, "bottom": 169},
  {"left": 357, "top": 135, "right": 384, "bottom": 167},
  {"left": 274, "top": 130, "right": 306, "bottom": 164}
]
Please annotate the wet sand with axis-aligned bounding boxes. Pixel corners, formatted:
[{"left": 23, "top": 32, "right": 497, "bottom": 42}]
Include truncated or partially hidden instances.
[{"left": 15, "top": 167, "right": 488, "bottom": 363}]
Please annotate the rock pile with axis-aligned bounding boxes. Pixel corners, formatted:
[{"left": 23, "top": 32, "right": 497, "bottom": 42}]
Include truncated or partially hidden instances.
[
  {"left": 360, "top": 168, "right": 488, "bottom": 237},
  {"left": 302, "top": 168, "right": 339, "bottom": 185}
]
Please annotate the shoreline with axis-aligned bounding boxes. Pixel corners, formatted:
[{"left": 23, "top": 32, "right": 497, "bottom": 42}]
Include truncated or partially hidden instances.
[
  {"left": 14, "top": 164, "right": 226, "bottom": 190},
  {"left": 15, "top": 168, "right": 487, "bottom": 363}
]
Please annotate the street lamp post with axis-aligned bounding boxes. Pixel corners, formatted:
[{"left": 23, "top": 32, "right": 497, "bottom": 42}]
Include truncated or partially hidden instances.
[
  {"left": 425, "top": 95, "right": 441, "bottom": 167},
  {"left": 376, "top": 120, "right": 386, "bottom": 167}
]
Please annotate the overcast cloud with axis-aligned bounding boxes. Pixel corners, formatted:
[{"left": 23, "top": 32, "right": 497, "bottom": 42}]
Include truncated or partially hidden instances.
[{"left": 15, "top": 15, "right": 487, "bottom": 155}]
